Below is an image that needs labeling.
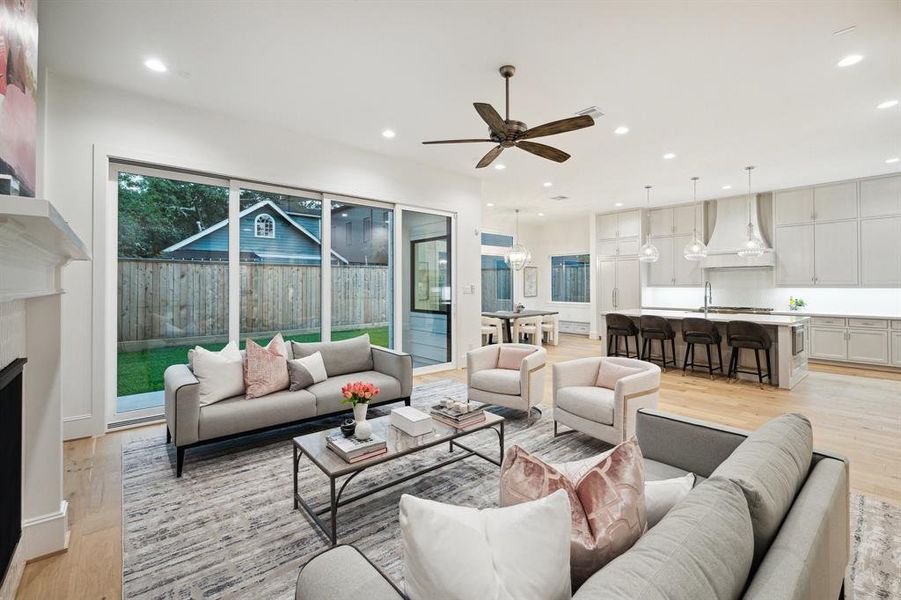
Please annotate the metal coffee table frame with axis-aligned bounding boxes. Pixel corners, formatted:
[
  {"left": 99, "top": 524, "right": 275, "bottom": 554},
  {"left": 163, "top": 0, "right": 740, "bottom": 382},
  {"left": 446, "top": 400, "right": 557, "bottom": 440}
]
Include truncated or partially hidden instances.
[{"left": 292, "top": 413, "right": 505, "bottom": 545}]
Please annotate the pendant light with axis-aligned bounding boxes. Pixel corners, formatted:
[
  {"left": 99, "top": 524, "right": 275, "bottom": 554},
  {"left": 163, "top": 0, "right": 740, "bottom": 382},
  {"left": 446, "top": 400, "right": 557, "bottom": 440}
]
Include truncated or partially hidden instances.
[
  {"left": 638, "top": 185, "right": 659, "bottom": 263},
  {"left": 504, "top": 209, "right": 531, "bottom": 270},
  {"left": 683, "top": 176, "right": 708, "bottom": 261},
  {"left": 737, "top": 166, "right": 766, "bottom": 258}
]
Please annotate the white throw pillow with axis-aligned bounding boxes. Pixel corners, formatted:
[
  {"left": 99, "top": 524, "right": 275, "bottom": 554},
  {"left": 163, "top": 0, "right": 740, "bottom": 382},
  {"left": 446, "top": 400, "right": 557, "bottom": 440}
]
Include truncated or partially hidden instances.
[
  {"left": 400, "top": 490, "right": 572, "bottom": 600},
  {"left": 191, "top": 342, "right": 245, "bottom": 406},
  {"left": 293, "top": 351, "right": 327, "bottom": 384},
  {"left": 645, "top": 473, "right": 696, "bottom": 528}
]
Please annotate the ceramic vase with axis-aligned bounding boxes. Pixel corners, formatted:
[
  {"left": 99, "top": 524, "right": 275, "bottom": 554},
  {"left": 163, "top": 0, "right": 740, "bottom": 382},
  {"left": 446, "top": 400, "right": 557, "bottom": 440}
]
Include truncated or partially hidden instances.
[{"left": 353, "top": 403, "right": 371, "bottom": 440}]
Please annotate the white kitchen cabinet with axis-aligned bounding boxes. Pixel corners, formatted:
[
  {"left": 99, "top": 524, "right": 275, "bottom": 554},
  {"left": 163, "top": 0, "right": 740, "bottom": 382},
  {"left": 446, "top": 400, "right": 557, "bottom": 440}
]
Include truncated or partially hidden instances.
[
  {"left": 616, "top": 259, "right": 640, "bottom": 309},
  {"left": 597, "top": 214, "right": 619, "bottom": 240},
  {"left": 618, "top": 210, "right": 641, "bottom": 238},
  {"left": 598, "top": 259, "right": 616, "bottom": 312},
  {"left": 891, "top": 331, "right": 901, "bottom": 366},
  {"left": 597, "top": 239, "right": 618, "bottom": 258},
  {"left": 618, "top": 238, "right": 640, "bottom": 257},
  {"left": 673, "top": 235, "right": 704, "bottom": 285},
  {"left": 860, "top": 217, "right": 901, "bottom": 286},
  {"left": 648, "top": 209, "right": 673, "bottom": 237},
  {"left": 847, "top": 329, "right": 889, "bottom": 364},
  {"left": 673, "top": 205, "right": 699, "bottom": 236},
  {"left": 810, "top": 327, "right": 847, "bottom": 360},
  {"left": 775, "top": 224, "right": 815, "bottom": 285},
  {"left": 774, "top": 188, "right": 814, "bottom": 226},
  {"left": 860, "top": 175, "right": 901, "bottom": 218},
  {"left": 814, "top": 220, "right": 858, "bottom": 285},
  {"left": 647, "top": 237, "right": 675, "bottom": 286},
  {"left": 813, "top": 182, "right": 858, "bottom": 221}
]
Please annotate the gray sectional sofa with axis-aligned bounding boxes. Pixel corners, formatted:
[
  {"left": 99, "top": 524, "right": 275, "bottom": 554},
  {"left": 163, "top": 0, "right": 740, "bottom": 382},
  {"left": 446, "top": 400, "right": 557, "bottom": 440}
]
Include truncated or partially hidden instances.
[
  {"left": 295, "top": 409, "right": 850, "bottom": 600},
  {"left": 164, "top": 334, "right": 412, "bottom": 476}
]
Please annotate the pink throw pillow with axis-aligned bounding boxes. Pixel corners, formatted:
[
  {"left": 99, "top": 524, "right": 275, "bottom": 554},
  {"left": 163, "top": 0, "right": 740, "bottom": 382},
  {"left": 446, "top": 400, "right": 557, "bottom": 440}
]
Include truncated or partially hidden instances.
[
  {"left": 244, "top": 338, "right": 289, "bottom": 399},
  {"left": 596, "top": 360, "right": 643, "bottom": 389},
  {"left": 500, "top": 439, "right": 646, "bottom": 589},
  {"left": 497, "top": 346, "right": 536, "bottom": 370}
]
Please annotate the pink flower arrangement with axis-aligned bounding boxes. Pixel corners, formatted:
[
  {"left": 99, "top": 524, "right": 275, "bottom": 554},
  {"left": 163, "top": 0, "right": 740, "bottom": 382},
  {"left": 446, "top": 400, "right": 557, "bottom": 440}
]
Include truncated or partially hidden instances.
[{"left": 340, "top": 381, "right": 380, "bottom": 406}]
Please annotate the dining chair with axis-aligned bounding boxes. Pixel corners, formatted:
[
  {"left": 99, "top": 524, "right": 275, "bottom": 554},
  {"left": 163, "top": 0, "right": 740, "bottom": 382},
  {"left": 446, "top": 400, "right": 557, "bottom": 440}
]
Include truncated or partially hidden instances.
[
  {"left": 512, "top": 316, "right": 543, "bottom": 346},
  {"left": 480, "top": 316, "right": 503, "bottom": 345},
  {"left": 541, "top": 314, "right": 559, "bottom": 346}
]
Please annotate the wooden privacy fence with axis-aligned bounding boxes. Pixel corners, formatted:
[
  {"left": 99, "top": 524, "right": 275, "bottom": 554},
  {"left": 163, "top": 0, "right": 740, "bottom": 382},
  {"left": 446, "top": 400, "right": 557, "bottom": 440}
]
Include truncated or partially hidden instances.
[
  {"left": 551, "top": 264, "right": 590, "bottom": 303},
  {"left": 481, "top": 267, "right": 512, "bottom": 312},
  {"left": 118, "top": 259, "right": 389, "bottom": 347}
]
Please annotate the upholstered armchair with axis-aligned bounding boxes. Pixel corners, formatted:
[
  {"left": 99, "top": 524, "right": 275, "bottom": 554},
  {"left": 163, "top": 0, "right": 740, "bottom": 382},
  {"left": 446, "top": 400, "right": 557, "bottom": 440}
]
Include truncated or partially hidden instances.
[
  {"left": 552, "top": 356, "right": 660, "bottom": 444},
  {"left": 466, "top": 343, "right": 546, "bottom": 417}
]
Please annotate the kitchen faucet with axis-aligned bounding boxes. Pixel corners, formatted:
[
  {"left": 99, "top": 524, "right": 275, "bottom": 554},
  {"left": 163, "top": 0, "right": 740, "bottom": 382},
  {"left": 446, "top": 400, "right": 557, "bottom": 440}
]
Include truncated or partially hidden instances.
[{"left": 704, "top": 281, "right": 713, "bottom": 317}]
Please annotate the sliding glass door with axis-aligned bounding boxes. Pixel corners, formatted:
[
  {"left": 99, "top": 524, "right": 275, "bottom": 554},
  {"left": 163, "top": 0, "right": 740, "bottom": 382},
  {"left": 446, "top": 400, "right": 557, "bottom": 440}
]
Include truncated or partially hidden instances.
[{"left": 399, "top": 209, "right": 453, "bottom": 370}]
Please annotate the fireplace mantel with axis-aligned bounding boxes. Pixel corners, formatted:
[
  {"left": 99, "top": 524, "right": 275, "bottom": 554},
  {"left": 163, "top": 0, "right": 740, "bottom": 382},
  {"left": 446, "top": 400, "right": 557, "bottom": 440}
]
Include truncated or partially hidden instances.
[{"left": 0, "top": 197, "right": 90, "bottom": 302}]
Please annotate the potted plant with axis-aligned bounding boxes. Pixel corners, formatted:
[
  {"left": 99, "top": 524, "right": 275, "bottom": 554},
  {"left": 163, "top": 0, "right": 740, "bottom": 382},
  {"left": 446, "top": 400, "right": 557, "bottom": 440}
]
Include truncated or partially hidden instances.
[{"left": 341, "top": 381, "right": 380, "bottom": 440}]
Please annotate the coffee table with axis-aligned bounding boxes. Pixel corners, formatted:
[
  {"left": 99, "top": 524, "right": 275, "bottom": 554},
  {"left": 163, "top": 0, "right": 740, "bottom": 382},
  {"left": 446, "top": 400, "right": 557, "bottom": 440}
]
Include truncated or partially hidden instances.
[{"left": 292, "top": 411, "right": 505, "bottom": 544}]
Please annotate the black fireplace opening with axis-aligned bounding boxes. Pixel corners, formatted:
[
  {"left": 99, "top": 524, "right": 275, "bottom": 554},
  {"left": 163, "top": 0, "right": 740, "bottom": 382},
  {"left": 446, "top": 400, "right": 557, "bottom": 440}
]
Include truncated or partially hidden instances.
[{"left": 0, "top": 358, "right": 24, "bottom": 584}]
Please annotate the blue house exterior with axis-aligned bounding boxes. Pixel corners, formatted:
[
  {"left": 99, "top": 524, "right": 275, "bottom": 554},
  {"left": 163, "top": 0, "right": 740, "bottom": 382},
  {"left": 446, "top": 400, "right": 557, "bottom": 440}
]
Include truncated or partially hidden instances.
[{"left": 163, "top": 200, "right": 347, "bottom": 264}]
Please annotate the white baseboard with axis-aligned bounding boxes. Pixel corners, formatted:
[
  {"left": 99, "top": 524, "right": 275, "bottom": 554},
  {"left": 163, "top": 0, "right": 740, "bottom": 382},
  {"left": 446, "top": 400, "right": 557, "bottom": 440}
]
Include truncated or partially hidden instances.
[
  {"left": 63, "top": 412, "right": 103, "bottom": 441},
  {"left": 22, "top": 500, "right": 69, "bottom": 560}
]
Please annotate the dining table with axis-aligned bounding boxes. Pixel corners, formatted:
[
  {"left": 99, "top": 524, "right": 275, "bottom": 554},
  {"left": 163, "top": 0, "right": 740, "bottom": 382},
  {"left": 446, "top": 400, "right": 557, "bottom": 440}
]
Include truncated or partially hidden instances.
[{"left": 481, "top": 309, "right": 559, "bottom": 343}]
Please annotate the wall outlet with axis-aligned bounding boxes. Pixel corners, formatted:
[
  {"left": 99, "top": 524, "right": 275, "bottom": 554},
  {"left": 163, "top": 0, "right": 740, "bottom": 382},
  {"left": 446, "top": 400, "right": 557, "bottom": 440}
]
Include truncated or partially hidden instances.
[{"left": 462, "top": 284, "right": 475, "bottom": 294}]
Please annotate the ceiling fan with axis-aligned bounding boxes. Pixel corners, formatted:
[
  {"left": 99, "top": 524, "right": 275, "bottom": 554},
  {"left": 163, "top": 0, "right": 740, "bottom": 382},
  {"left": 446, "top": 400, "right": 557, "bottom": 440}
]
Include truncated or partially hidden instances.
[{"left": 423, "top": 65, "right": 596, "bottom": 169}]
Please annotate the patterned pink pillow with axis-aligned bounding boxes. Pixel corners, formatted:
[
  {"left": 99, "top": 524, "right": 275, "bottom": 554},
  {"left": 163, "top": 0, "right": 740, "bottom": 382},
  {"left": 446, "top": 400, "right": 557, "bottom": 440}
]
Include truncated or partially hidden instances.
[
  {"left": 500, "top": 439, "right": 646, "bottom": 589},
  {"left": 595, "top": 360, "right": 643, "bottom": 389},
  {"left": 244, "top": 338, "right": 289, "bottom": 399},
  {"left": 497, "top": 345, "right": 536, "bottom": 370}
]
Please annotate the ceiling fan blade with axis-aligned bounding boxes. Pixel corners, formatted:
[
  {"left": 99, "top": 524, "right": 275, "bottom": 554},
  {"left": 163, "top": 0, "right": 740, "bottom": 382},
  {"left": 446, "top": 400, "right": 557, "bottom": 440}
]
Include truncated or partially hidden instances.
[
  {"left": 474, "top": 103, "right": 508, "bottom": 136},
  {"left": 519, "top": 115, "right": 595, "bottom": 140},
  {"left": 476, "top": 146, "right": 504, "bottom": 169},
  {"left": 516, "top": 141, "right": 571, "bottom": 163},
  {"left": 422, "top": 139, "right": 494, "bottom": 144}
]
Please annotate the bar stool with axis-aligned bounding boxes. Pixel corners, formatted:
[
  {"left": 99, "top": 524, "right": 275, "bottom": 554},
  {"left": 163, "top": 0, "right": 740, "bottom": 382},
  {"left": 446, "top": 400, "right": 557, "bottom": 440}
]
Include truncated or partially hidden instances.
[
  {"left": 639, "top": 315, "right": 677, "bottom": 371},
  {"left": 681, "top": 317, "right": 724, "bottom": 378},
  {"left": 726, "top": 321, "right": 772, "bottom": 385},
  {"left": 605, "top": 313, "right": 639, "bottom": 358}
]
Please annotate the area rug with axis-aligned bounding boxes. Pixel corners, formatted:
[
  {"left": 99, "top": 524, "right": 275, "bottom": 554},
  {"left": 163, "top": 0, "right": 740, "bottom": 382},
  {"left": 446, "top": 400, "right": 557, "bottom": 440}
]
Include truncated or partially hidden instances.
[{"left": 122, "top": 380, "right": 899, "bottom": 599}]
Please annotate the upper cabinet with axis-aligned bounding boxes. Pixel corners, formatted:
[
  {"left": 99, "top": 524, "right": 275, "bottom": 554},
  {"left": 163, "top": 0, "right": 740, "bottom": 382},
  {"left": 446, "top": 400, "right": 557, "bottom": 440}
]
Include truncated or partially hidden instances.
[
  {"left": 860, "top": 175, "right": 901, "bottom": 218},
  {"left": 774, "top": 182, "right": 857, "bottom": 225},
  {"left": 648, "top": 205, "right": 699, "bottom": 237},
  {"left": 597, "top": 210, "right": 641, "bottom": 241},
  {"left": 860, "top": 216, "right": 901, "bottom": 286}
]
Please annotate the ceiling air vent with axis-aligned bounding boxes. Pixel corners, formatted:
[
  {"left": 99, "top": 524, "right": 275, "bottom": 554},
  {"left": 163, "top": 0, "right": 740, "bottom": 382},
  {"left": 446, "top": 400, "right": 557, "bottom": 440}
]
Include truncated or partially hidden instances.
[
  {"left": 550, "top": 195, "right": 570, "bottom": 201},
  {"left": 575, "top": 106, "right": 604, "bottom": 121}
]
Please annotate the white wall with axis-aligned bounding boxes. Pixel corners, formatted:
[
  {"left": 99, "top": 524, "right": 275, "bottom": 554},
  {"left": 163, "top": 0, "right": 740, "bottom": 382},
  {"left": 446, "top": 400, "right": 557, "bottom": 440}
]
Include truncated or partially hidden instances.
[
  {"left": 43, "top": 72, "right": 482, "bottom": 438},
  {"left": 516, "top": 216, "right": 592, "bottom": 329}
]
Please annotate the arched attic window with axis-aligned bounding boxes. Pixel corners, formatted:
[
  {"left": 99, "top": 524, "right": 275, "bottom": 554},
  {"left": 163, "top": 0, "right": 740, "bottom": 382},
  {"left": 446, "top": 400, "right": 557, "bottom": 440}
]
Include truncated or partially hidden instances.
[{"left": 255, "top": 213, "right": 275, "bottom": 238}]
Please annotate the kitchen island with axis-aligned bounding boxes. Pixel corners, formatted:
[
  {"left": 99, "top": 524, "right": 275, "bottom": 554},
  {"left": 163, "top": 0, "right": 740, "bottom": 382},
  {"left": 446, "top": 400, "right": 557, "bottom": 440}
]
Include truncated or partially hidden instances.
[{"left": 602, "top": 308, "right": 810, "bottom": 389}]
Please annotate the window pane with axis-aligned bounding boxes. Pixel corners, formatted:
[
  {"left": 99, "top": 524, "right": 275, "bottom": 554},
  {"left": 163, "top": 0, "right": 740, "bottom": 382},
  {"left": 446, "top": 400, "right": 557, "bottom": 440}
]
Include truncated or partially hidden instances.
[
  {"left": 330, "top": 201, "right": 393, "bottom": 347},
  {"left": 551, "top": 254, "right": 590, "bottom": 302},
  {"left": 481, "top": 255, "right": 512, "bottom": 311},
  {"left": 116, "top": 171, "right": 229, "bottom": 414},
  {"left": 481, "top": 232, "right": 513, "bottom": 247},
  {"left": 239, "top": 188, "right": 322, "bottom": 346}
]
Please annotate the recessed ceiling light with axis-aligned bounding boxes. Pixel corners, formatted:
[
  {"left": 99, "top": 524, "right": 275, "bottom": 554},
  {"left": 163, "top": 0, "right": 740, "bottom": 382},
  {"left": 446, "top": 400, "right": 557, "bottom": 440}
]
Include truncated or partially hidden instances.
[
  {"left": 614, "top": 202, "right": 623, "bottom": 207},
  {"left": 663, "top": 153, "right": 676, "bottom": 160},
  {"left": 722, "top": 185, "right": 733, "bottom": 190},
  {"left": 381, "top": 129, "right": 396, "bottom": 138},
  {"left": 537, "top": 212, "right": 545, "bottom": 217},
  {"left": 494, "top": 164, "right": 506, "bottom": 170},
  {"left": 143, "top": 58, "right": 168, "bottom": 72},
  {"left": 543, "top": 181, "right": 553, "bottom": 187},
  {"left": 886, "top": 157, "right": 900, "bottom": 164},
  {"left": 614, "top": 126, "right": 629, "bottom": 135},
  {"left": 836, "top": 54, "right": 863, "bottom": 67},
  {"left": 877, "top": 99, "right": 899, "bottom": 109},
  {"left": 486, "top": 202, "right": 495, "bottom": 207}
]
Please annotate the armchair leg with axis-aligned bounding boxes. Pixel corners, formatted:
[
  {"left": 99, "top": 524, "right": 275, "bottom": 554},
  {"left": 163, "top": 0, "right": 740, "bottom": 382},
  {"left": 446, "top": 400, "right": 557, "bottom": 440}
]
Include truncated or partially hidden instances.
[
  {"left": 176, "top": 447, "right": 186, "bottom": 478},
  {"left": 403, "top": 397, "right": 411, "bottom": 407},
  {"left": 166, "top": 427, "right": 171, "bottom": 444}
]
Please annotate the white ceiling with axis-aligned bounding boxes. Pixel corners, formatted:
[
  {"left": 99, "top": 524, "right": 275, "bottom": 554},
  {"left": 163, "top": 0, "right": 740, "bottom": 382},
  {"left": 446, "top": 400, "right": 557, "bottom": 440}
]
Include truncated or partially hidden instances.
[{"left": 40, "top": 1, "right": 900, "bottom": 222}]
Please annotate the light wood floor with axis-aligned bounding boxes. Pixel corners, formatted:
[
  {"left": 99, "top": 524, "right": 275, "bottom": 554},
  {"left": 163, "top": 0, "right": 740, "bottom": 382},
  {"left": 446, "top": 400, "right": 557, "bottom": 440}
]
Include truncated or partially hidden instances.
[{"left": 16, "top": 334, "right": 901, "bottom": 599}]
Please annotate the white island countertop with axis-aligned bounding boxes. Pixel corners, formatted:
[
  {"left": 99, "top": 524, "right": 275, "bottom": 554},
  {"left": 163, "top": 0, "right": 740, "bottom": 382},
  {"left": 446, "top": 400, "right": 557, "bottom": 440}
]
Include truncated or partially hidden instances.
[{"left": 611, "top": 308, "right": 810, "bottom": 327}]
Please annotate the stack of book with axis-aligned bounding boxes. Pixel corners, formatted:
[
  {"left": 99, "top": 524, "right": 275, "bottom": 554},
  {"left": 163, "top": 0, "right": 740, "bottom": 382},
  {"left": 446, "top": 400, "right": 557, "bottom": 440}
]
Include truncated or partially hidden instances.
[
  {"left": 430, "top": 400, "right": 486, "bottom": 429},
  {"left": 326, "top": 433, "right": 387, "bottom": 463}
]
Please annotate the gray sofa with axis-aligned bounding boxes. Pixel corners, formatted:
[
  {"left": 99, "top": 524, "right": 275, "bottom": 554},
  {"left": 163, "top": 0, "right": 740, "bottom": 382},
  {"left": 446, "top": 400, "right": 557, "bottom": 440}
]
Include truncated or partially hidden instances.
[
  {"left": 164, "top": 334, "right": 412, "bottom": 476},
  {"left": 295, "top": 409, "right": 850, "bottom": 600}
]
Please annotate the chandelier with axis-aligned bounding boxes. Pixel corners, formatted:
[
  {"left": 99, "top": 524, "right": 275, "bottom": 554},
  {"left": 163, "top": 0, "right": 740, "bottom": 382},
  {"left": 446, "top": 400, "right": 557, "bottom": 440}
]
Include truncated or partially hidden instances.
[
  {"left": 737, "top": 166, "right": 766, "bottom": 258},
  {"left": 504, "top": 209, "right": 531, "bottom": 271},
  {"left": 638, "top": 185, "right": 659, "bottom": 263},
  {"left": 683, "top": 176, "right": 708, "bottom": 261}
]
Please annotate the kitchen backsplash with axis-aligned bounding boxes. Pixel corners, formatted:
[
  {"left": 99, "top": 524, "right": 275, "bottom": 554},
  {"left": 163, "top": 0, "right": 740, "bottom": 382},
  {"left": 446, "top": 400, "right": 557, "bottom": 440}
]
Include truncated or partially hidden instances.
[{"left": 644, "top": 268, "right": 901, "bottom": 315}]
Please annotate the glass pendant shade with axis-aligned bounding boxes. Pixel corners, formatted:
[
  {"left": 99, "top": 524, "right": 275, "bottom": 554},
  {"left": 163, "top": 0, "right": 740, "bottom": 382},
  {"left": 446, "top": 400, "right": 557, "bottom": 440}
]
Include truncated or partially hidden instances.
[
  {"left": 504, "top": 244, "right": 532, "bottom": 271},
  {"left": 737, "top": 223, "right": 766, "bottom": 257},
  {"left": 683, "top": 233, "right": 708, "bottom": 261},
  {"left": 638, "top": 240, "right": 659, "bottom": 262}
]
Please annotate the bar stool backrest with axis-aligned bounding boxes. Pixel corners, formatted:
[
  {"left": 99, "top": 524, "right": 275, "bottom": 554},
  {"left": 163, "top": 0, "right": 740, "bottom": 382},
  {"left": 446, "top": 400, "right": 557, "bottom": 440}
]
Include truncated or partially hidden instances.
[
  {"left": 639, "top": 315, "right": 675, "bottom": 338},
  {"left": 682, "top": 317, "right": 721, "bottom": 343},
  {"left": 606, "top": 313, "right": 638, "bottom": 335},
  {"left": 726, "top": 320, "right": 772, "bottom": 349}
]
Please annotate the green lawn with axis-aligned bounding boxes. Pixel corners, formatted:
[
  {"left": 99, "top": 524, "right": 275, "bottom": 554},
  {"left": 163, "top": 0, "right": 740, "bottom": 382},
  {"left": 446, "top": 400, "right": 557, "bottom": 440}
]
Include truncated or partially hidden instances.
[{"left": 117, "top": 327, "right": 390, "bottom": 397}]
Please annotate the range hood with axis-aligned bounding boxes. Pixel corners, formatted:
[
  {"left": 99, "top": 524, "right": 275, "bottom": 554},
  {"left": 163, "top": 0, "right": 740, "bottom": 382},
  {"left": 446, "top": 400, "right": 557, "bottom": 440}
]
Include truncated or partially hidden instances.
[{"left": 701, "top": 194, "right": 774, "bottom": 269}]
